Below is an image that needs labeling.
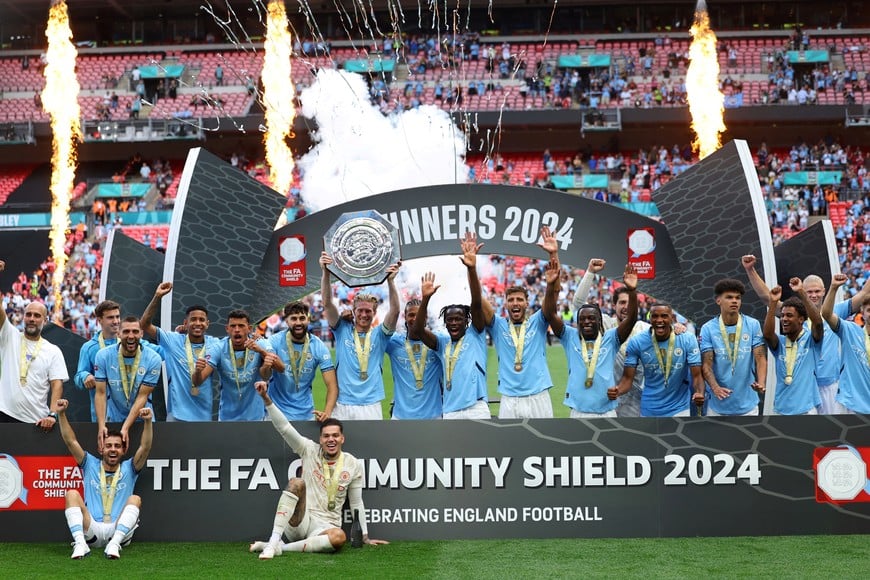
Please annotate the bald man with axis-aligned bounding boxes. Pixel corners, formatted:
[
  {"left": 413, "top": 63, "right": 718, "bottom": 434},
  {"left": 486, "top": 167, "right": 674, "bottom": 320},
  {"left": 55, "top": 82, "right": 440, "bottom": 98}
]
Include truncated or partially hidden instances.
[{"left": 0, "top": 262, "right": 69, "bottom": 430}]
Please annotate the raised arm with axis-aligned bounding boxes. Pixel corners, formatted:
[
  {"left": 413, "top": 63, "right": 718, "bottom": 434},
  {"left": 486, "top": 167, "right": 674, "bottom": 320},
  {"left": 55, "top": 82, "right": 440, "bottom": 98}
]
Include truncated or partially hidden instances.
[
  {"left": 120, "top": 385, "right": 154, "bottom": 446},
  {"left": 822, "top": 273, "right": 848, "bottom": 331},
  {"left": 411, "top": 272, "right": 440, "bottom": 350},
  {"left": 319, "top": 252, "right": 340, "bottom": 328},
  {"left": 542, "top": 258, "right": 564, "bottom": 337},
  {"left": 763, "top": 285, "right": 783, "bottom": 351},
  {"left": 0, "top": 260, "right": 7, "bottom": 329},
  {"left": 56, "top": 399, "right": 86, "bottom": 465},
  {"left": 461, "top": 232, "right": 491, "bottom": 330},
  {"left": 846, "top": 276, "right": 870, "bottom": 314},
  {"left": 95, "top": 378, "right": 108, "bottom": 449},
  {"left": 791, "top": 277, "right": 823, "bottom": 342},
  {"left": 383, "top": 262, "right": 402, "bottom": 332},
  {"left": 256, "top": 381, "right": 307, "bottom": 453},
  {"left": 741, "top": 255, "right": 773, "bottom": 304},
  {"left": 132, "top": 407, "right": 153, "bottom": 472},
  {"left": 140, "top": 282, "right": 172, "bottom": 341},
  {"left": 572, "top": 258, "right": 606, "bottom": 312},
  {"left": 615, "top": 264, "right": 639, "bottom": 344}
]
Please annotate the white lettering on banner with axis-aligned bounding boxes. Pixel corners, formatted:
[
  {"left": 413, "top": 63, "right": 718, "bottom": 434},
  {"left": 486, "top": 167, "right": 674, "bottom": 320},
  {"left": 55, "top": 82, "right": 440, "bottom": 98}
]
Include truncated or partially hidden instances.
[
  {"left": 384, "top": 205, "right": 573, "bottom": 249},
  {"left": 346, "top": 507, "right": 442, "bottom": 524},
  {"left": 663, "top": 453, "right": 762, "bottom": 486},
  {"left": 444, "top": 507, "right": 519, "bottom": 523},
  {"left": 147, "top": 458, "right": 280, "bottom": 491},
  {"left": 365, "top": 457, "right": 512, "bottom": 489},
  {"left": 145, "top": 453, "right": 760, "bottom": 491},
  {"left": 522, "top": 506, "right": 603, "bottom": 522},
  {"left": 522, "top": 455, "right": 652, "bottom": 488},
  {"left": 0, "top": 214, "right": 20, "bottom": 227}
]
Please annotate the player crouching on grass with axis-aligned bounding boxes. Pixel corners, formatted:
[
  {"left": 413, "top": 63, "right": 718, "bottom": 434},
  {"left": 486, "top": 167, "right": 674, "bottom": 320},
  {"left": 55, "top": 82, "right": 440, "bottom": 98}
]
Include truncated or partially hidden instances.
[
  {"left": 57, "top": 399, "right": 153, "bottom": 560},
  {"left": 249, "top": 381, "right": 388, "bottom": 559}
]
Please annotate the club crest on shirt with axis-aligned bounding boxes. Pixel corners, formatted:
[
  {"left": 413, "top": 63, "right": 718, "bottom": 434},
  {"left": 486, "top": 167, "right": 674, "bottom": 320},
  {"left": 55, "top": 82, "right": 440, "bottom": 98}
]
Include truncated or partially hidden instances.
[
  {"left": 674, "top": 348, "right": 683, "bottom": 356},
  {"left": 137, "top": 367, "right": 146, "bottom": 376},
  {"left": 339, "top": 470, "right": 351, "bottom": 483}
]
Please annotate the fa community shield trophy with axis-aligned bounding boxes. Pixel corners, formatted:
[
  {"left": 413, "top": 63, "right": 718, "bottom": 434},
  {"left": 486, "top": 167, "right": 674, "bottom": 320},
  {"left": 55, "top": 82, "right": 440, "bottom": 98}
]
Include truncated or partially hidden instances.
[{"left": 324, "top": 210, "right": 402, "bottom": 287}]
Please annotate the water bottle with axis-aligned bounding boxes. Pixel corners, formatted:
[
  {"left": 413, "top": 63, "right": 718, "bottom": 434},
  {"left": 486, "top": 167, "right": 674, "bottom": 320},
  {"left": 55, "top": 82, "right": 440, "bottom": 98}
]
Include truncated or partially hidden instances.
[{"left": 350, "top": 509, "right": 364, "bottom": 548}]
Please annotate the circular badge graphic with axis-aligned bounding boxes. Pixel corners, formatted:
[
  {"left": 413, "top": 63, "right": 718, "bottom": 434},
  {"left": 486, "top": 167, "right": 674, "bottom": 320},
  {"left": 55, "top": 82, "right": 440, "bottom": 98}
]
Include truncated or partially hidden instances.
[
  {"left": 628, "top": 229, "right": 655, "bottom": 256},
  {"left": 817, "top": 448, "right": 867, "bottom": 501},
  {"left": 0, "top": 456, "right": 25, "bottom": 509}
]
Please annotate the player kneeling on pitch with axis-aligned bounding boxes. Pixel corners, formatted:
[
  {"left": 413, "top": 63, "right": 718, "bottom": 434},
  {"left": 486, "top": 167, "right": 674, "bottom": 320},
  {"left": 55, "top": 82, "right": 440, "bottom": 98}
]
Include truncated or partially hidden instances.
[
  {"left": 250, "top": 381, "right": 387, "bottom": 559},
  {"left": 57, "top": 399, "right": 153, "bottom": 560}
]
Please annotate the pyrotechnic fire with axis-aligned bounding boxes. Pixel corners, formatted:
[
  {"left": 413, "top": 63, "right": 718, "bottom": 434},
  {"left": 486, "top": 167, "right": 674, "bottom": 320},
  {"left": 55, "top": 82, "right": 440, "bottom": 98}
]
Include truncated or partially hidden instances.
[
  {"left": 41, "top": 0, "right": 81, "bottom": 316},
  {"left": 686, "top": 0, "right": 725, "bottom": 159},
  {"left": 262, "top": 0, "right": 295, "bottom": 207}
]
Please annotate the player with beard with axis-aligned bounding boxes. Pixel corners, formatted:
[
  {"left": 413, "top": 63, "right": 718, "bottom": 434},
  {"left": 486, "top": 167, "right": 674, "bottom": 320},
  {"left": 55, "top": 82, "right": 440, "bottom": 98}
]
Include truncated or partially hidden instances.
[
  {"left": 94, "top": 316, "right": 161, "bottom": 447},
  {"left": 481, "top": 226, "right": 559, "bottom": 419},
  {"left": 0, "top": 267, "right": 68, "bottom": 430},
  {"left": 140, "top": 282, "right": 221, "bottom": 421},
  {"left": 742, "top": 255, "right": 870, "bottom": 413},
  {"left": 57, "top": 398, "right": 153, "bottom": 560},
  {"left": 75, "top": 300, "right": 121, "bottom": 421},
  {"left": 267, "top": 301, "right": 337, "bottom": 421},
  {"left": 387, "top": 298, "right": 443, "bottom": 419},
  {"left": 196, "top": 309, "right": 279, "bottom": 421},
  {"left": 699, "top": 279, "right": 767, "bottom": 416},
  {"left": 411, "top": 232, "right": 490, "bottom": 420},
  {"left": 250, "top": 382, "right": 387, "bottom": 559},
  {"left": 543, "top": 257, "right": 639, "bottom": 417},
  {"left": 609, "top": 303, "right": 705, "bottom": 417},
  {"left": 762, "top": 279, "right": 824, "bottom": 415},
  {"left": 821, "top": 273, "right": 870, "bottom": 414},
  {"left": 319, "top": 252, "right": 401, "bottom": 420}
]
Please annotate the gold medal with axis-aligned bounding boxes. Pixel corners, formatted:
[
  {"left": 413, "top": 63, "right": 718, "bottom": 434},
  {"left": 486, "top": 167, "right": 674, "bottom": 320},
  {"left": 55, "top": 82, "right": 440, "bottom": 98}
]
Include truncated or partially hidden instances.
[
  {"left": 328, "top": 500, "right": 335, "bottom": 510},
  {"left": 446, "top": 380, "right": 452, "bottom": 390},
  {"left": 360, "top": 371, "right": 368, "bottom": 380},
  {"left": 416, "top": 379, "right": 423, "bottom": 389},
  {"left": 784, "top": 376, "right": 793, "bottom": 385},
  {"left": 514, "top": 362, "right": 523, "bottom": 372},
  {"left": 103, "top": 514, "right": 111, "bottom": 523},
  {"left": 585, "top": 378, "right": 593, "bottom": 388}
]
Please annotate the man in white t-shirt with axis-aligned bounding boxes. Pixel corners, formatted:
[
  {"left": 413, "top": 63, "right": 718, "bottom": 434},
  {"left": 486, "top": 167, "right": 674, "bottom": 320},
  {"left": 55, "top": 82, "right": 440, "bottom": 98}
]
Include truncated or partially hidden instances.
[{"left": 0, "top": 260, "right": 68, "bottom": 430}]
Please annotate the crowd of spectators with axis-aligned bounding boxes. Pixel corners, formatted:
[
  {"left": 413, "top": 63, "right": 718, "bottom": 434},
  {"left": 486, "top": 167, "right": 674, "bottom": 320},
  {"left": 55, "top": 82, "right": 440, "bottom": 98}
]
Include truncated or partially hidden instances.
[{"left": 3, "top": 137, "right": 868, "bottom": 341}]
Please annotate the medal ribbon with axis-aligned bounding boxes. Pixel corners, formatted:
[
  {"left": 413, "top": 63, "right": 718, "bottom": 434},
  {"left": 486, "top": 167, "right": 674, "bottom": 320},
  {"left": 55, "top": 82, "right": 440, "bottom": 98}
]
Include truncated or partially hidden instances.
[
  {"left": 19, "top": 337, "right": 43, "bottom": 385},
  {"left": 99, "top": 463, "right": 121, "bottom": 523},
  {"left": 404, "top": 340, "right": 429, "bottom": 389},
  {"left": 784, "top": 329, "right": 804, "bottom": 384},
  {"left": 117, "top": 346, "right": 142, "bottom": 403},
  {"left": 580, "top": 333, "right": 603, "bottom": 387},
  {"left": 98, "top": 333, "right": 107, "bottom": 349},
  {"left": 321, "top": 452, "right": 345, "bottom": 511},
  {"left": 445, "top": 337, "right": 464, "bottom": 388},
  {"left": 509, "top": 320, "right": 528, "bottom": 369},
  {"left": 865, "top": 329, "right": 870, "bottom": 369},
  {"left": 718, "top": 315, "right": 743, "bottom": 375},
  {"left": 652, "top": 331, "right": 676, "bottom": 382},
  {"left": 353, "top": 330, "right": 373, "bottom": 379},
  {"left": 286, "top": 332, "right": 310, "bottom": 391},
  {"left": 229, "top": 341, "right": 250, "bottom": 399},
  {"left": 185, "top": 336, "right": 206, "bottom": 389}
]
